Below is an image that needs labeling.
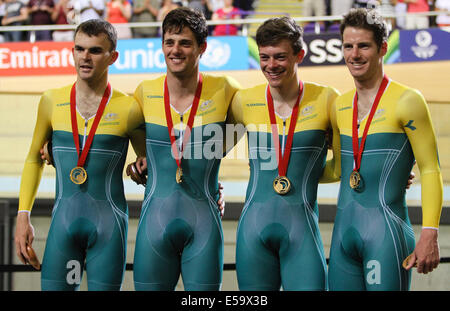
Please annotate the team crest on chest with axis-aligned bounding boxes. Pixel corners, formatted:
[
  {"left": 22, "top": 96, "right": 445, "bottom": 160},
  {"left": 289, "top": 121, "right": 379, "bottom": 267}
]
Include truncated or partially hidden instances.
[
  {"left": 301, "top": 105, "right": 314, "bottom": 116},
  {"left": 199, "top": 100, "right": 214, "bottom": 112},
  {"left": 102, "top": 112, "right": 119, "bottom": 121},
  {"left": 374, "top": 109, "right": 385, "bottom": 118}
]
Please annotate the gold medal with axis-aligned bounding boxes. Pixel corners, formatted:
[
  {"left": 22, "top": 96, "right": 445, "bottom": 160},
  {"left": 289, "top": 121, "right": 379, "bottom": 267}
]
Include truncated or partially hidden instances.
[
  {"left": 70, "top": 166, "right": 87, "bottom": 185},
  {"left": 176, "top": 167, "right": 183, "bottom": 184},
  {"left": 266, "top": 82, "right": 302, "bottom": 197},
  {"left": 273, "top": 176, "right": 291, "bottom": 195},
  {"left": 350, "top": 76, "right": 389, "bottom": 193},
  {"left": 69, "top": 83, "right": 111, "bottom": 186},
  {"left": 349, "top": 170, "right": 361, "bottom": 190},
  {"left": 165, "top": 75, "right": 202, "bottom": 187}
]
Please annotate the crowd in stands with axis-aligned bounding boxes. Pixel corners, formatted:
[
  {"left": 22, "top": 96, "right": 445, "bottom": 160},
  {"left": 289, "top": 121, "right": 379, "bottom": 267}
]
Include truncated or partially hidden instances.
[
  {"left": 0, "top": 0, "right": 254, "bottom": 42},
  {"left": 306, "top": 0, "right": 450, "bottom": 33},
  {"left": 0, "top": 0, "right": 448, "bottom": 43}
]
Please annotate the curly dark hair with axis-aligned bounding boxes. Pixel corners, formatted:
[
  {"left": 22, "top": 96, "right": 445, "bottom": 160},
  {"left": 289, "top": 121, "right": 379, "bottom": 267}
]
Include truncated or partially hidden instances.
[{"left": 162, "top": 7, "right": 208, "bottom": 46}]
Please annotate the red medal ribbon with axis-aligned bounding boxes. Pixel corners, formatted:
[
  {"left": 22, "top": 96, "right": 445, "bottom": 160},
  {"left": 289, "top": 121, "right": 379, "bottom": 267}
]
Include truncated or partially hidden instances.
[
  {"left": 164, "top": 74, "right": 203, "bottom": 168},
  {"left": 266, "top": 81, "right": 303, "bottom": 177},
  {"left": 70, "top": 82, "right": 111, "bottom": 168},
  {"left": 352, "top": 75, "right": 389, "bottom": 172}
]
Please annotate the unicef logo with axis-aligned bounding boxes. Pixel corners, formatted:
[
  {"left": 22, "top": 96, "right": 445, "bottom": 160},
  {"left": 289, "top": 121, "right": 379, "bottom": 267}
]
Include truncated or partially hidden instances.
[{"left": 201, "top": 39, "right": 231, "bottom": 68}]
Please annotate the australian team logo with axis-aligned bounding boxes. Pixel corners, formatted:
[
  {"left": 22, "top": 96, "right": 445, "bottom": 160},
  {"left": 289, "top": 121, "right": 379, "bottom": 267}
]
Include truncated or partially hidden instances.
[
  {"left": 199, "top": 100, "right": 214, "bottom": 112},
  {"left": 301, "top": 105, "right": 314, "bottom": 116},
  {"left": 102, "top": 112, "right": 119, "bottom": 122}
]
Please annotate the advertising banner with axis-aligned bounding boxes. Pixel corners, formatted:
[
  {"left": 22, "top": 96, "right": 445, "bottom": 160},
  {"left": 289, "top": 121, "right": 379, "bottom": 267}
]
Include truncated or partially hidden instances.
[
  {"left": 2, "top": 29, "right": 448, "bottom": 76},
  {"left": 0, "top": 36, "right": 249, "bottom": 76},
  {"left": 111, "top": 36, "right": 249, "bottom": 74},
  {"left": 399, "top": 28, "right": 450, "bottom": 63},
  {"left": 301, "top": 32, "right": 344, "bottom": 67},
  {"left": 0, "top": 41, "right": 75, "bottom": 76}
]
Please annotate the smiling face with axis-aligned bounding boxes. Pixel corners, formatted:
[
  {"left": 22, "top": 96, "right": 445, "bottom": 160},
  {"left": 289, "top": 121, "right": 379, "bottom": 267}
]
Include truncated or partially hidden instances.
[
  {"left": 342, "top": 26, "right": 387, "bottom": 84},
  {"left": 258, "top": 39, "right": 304, "bottom": 90},
  {"left": 72, "top": 31, "right": 118, "bottom": 83},
  {"left": 162, "top": 26, "right": 207, "bottom": 79}
]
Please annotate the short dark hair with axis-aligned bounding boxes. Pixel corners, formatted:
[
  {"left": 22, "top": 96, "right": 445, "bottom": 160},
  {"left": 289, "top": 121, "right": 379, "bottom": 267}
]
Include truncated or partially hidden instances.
[
  {"left": 256, "top": 17, "right": 304, "bottom": 54},
  {"left": 162, "top": 7, "right": 208, "bottom": 46},
  {"left": 340, "top": 8, "right": 389, "bottom": 51},
  {"left": 74, "top": 19, "right": 118, "bottom": 51}
]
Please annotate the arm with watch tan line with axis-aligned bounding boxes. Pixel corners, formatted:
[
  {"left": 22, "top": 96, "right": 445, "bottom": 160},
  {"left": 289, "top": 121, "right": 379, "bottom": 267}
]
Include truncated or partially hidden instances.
[{"left": 397, "top": 88, "right": 443, "bottom": 274}]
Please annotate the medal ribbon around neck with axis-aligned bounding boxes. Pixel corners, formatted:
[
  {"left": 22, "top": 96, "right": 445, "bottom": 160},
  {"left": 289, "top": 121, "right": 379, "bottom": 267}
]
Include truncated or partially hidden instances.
[
  {"left": 70, "top": 82, "right": 111, "bottom": 183},
  {"left": 351, "top": 75, "right": 389, "bottom": 174},
  {"left": 164, "top": 74, "right": 203, "bottom": 172},
  {"left": 266, "top": 81, "right": 303, "bottom": 178}
]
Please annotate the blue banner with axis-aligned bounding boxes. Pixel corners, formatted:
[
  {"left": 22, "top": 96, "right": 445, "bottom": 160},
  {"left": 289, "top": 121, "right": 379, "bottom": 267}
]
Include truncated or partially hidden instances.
[
  {"left": 399, "top": 28, "right": 450, "bottom": 63},
  {"left": 110, "top": 36, "right": 249, "bottom": 74}
]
